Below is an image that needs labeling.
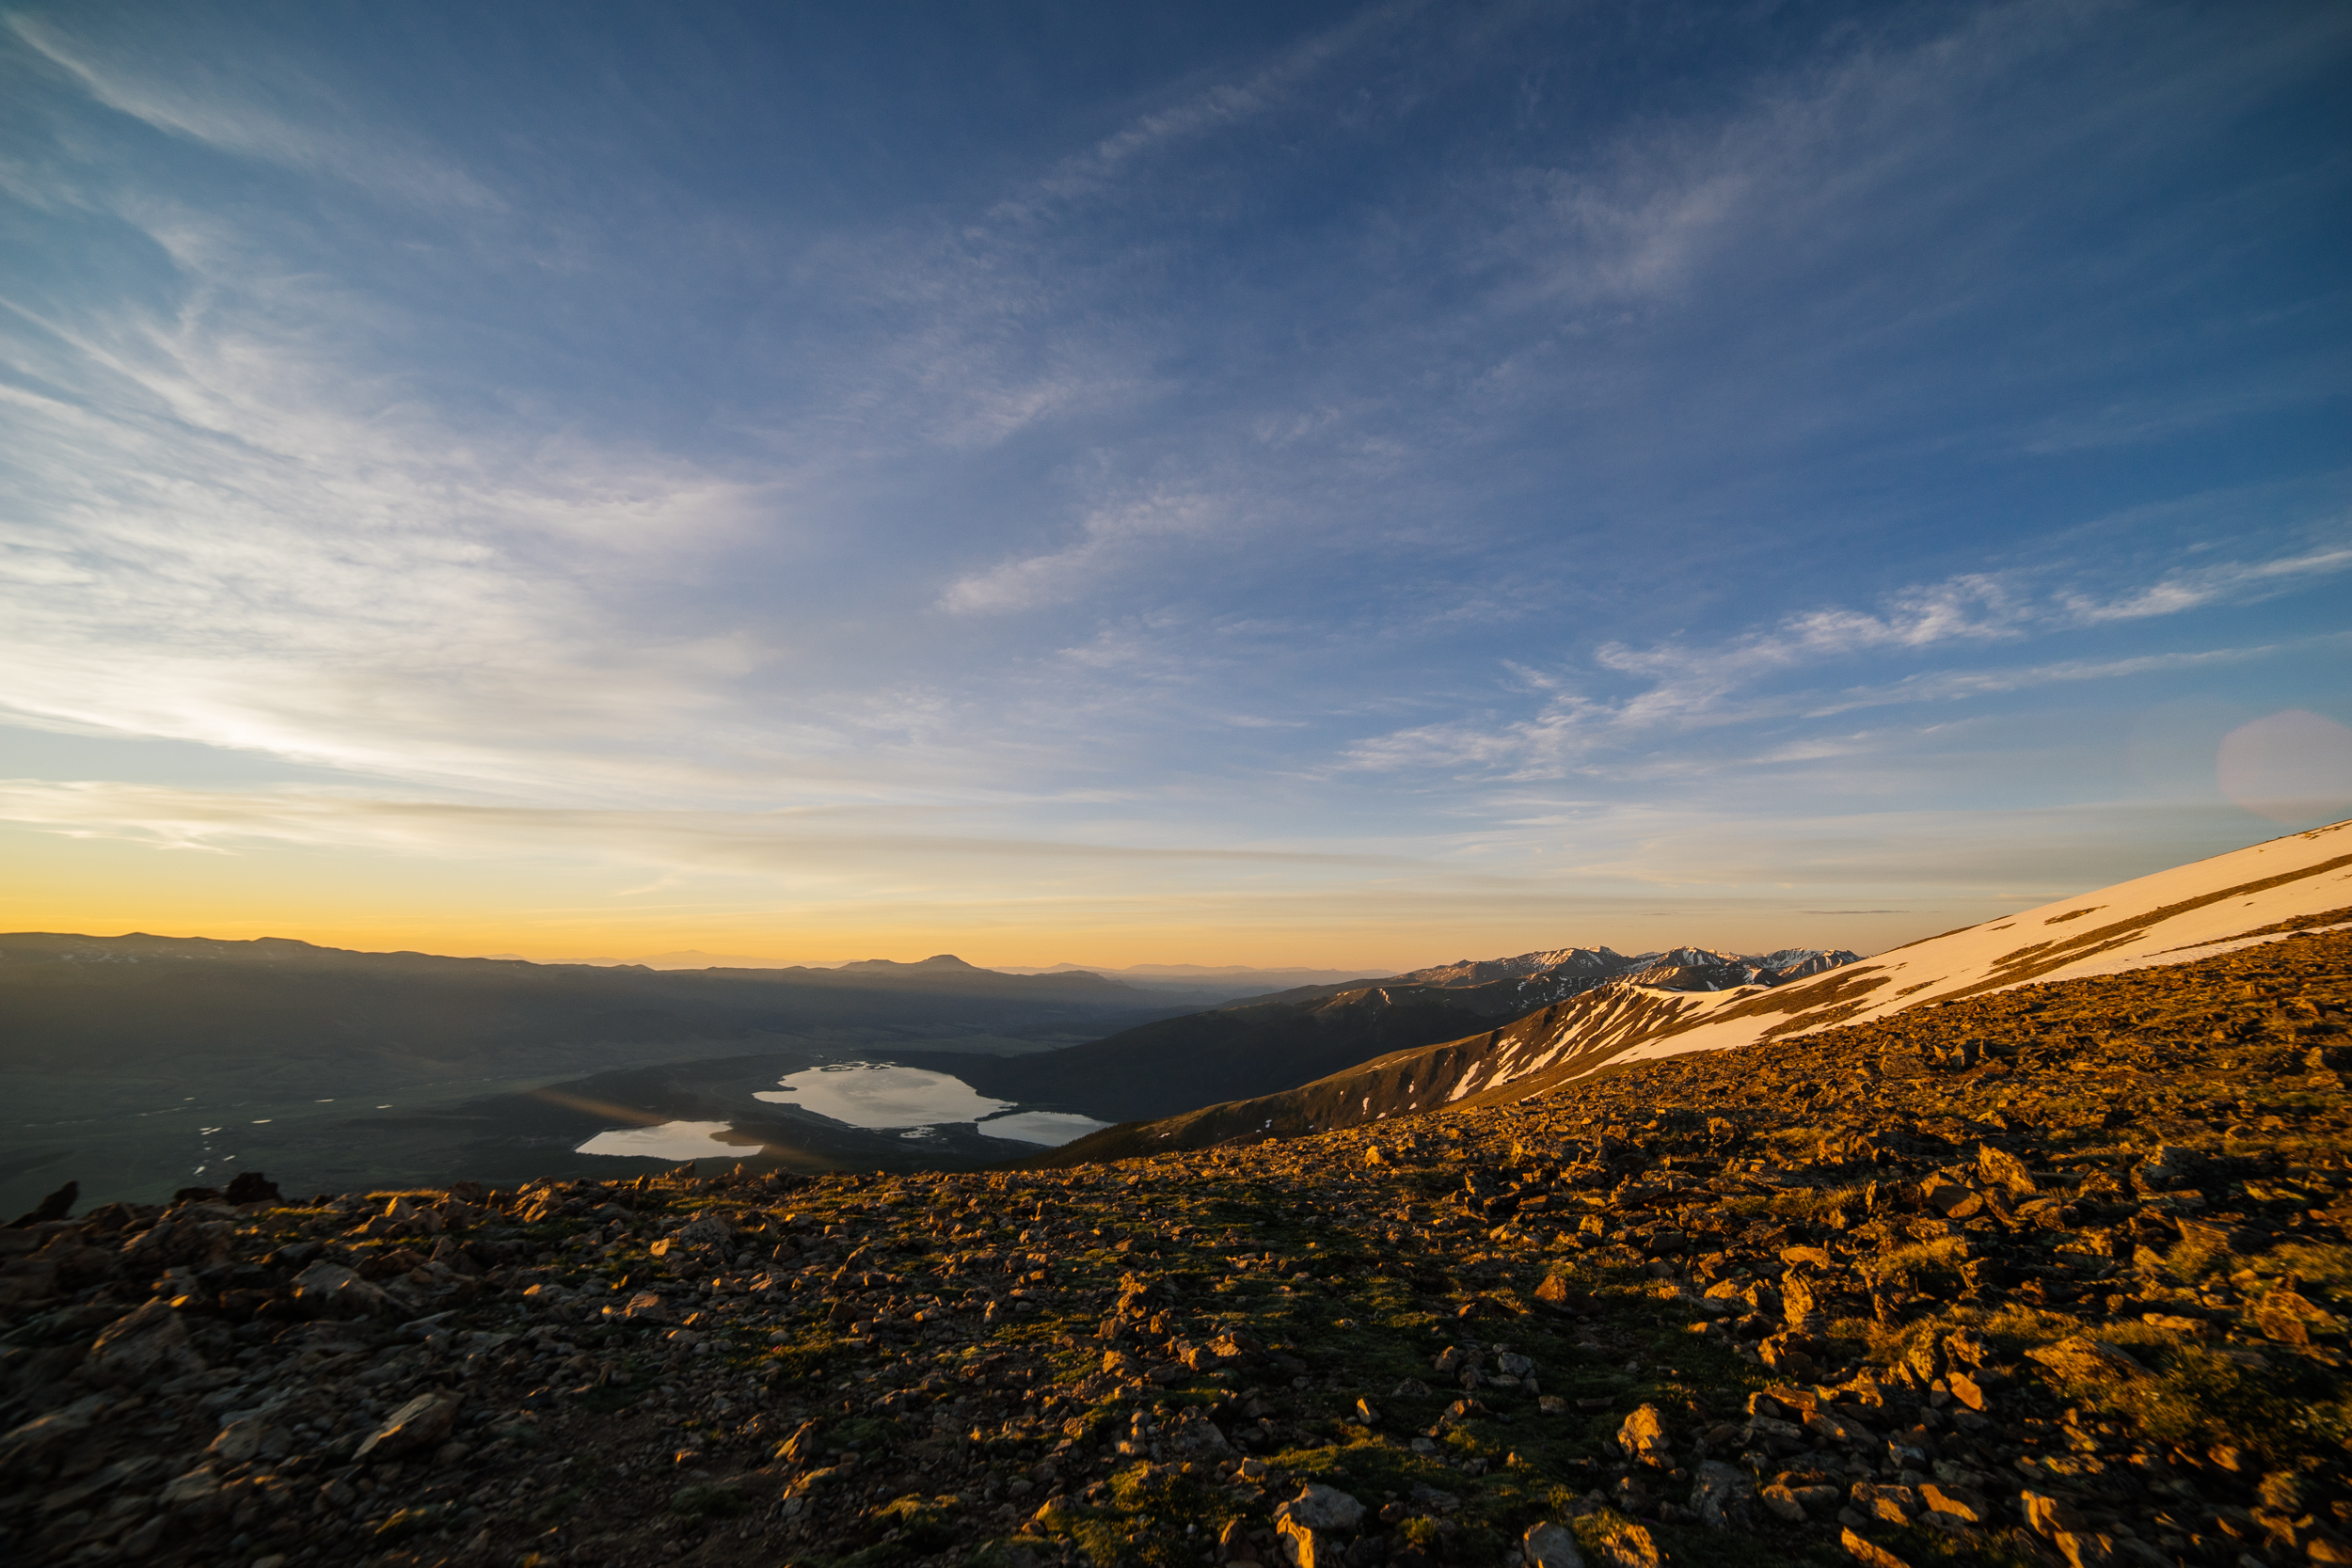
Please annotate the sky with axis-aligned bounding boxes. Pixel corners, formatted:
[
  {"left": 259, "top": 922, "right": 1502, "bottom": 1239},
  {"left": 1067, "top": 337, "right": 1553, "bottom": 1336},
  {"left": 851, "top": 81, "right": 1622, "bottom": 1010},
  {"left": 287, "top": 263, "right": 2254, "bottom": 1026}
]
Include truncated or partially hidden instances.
[{"left": 1, "top": 0, "right": 2347, "bottom": 971}]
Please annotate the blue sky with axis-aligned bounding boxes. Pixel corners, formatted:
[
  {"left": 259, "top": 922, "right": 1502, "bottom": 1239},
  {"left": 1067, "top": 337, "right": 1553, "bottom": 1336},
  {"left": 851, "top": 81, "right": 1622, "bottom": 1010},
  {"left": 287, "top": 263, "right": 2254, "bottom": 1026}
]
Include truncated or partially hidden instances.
[{"left": 1, "top": 0, "right": 2346, "bottom": 966}]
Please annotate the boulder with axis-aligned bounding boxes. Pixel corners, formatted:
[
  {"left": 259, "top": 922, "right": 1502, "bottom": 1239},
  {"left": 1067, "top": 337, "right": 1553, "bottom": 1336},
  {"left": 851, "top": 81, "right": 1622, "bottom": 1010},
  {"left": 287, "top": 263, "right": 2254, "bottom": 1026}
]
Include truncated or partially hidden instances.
[
  {"left": 1761, "top": 1481, "right": 1842, "bottom": 1521},
  {"left": 208, "top": 1416, "right": 284, "bottom": 1464},
  {"left": 121, "top": 1219, "right": 235, "bottom": 1271},
  {"left": 1804, "top": 1407, "right": 1868, "bottom": 1445},
  {"left": 1919, "top": 1481, "right": 1992, "bottom": 1526},
  {"left": 356, "top": 1391, "right": 462, "bottom": 1461},
  {"left": 1839, "top": 1528, "right": 1909, "bottom": 1568},
  {"left": 1523, "top": 1521, "right": 1586, "bottom": 1568},
  {"left": 1163, "top": 1405, "right": 1233, "bottom": 1459},
  {"left": 2131, "top": 1145, "right": 2203, "bottom": 1193},
  {"left": 1534, "top": 1275, "right": 1597, "bottom": 1312},
  {"left": 2254, "top": 1289, "right": 2334, "bottom": 1345},
  {"left": 1591, "top": 1519, "right": 1664, "bottom": 1568},
  {"left": 1921, "top": 1182, "right": 1983, "bottom": 1220},
  {"left": 1975, "top": 1145, "right": 2036, "bottom": 1196},
  {"left": 9, "top": 1180, "right": 77, "bottom": 1227},
  {"left": 223, "top": 1172, "right": 281, "bottom": 1205},
  {"left": 0, "top": 1392, "right": 116, "bottom": 1465},
  {"left": 675, "top": 1213, "right": 734, "bottom": 1247},
  {"left": 1616, "top": 1402, "right": 1672, "bottom": 1464},
  {"left": 1688, "top": 1460, "right": 1756, "bottom": 1529},
  {"left": 292, "top": 1259, "right": 394, "bottom": 1318},
  {"left": 2025, "top": 1337, "right": 2146, "bottom": 1383},
  {"left": 1275, "top": 1517, "right": 1331, "bottom": 1568},
  {"left": 776, "top": 1419, "right": 824, "bottom": 1465},
  {"left": 1273, "top": 1482, "right": 1365, "bottom": 1532},
  {"left": 2020, "top": 1490, "right": 2091, "bottom": 1538},
  {"left": 84, "top": 1299, "right": 203, "bottom": 1385},
  {"left": 1849, "top": 1482, "right": 1917, "bottom": 1524}
]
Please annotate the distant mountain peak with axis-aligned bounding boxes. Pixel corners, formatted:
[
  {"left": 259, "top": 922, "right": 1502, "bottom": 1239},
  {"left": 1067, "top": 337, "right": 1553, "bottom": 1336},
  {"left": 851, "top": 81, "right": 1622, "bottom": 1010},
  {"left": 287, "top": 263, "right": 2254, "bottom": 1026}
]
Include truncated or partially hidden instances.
[{"left": 1391, "top": 942, "right": 1853, "bottom": 994}]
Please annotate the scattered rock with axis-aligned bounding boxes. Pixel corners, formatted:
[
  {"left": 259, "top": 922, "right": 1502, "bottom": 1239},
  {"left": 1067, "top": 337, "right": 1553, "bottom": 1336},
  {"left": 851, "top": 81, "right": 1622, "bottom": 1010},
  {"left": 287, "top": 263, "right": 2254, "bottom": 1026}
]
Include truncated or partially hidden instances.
[
  {"left": 83, "top": 1298, "right": 202, "bottom": 1385},
  {"left": 355, "top": 1391, "right": 462, "bottom": 1460},
  {"left": 1590, "top": 1517, "right": 1665, "bottom": 1567},
  {"left": 9, "top": 1180, "right": 77, "bottom": 1227},
  {"left": 292, "top": 1259, "right": 394, "bottom": 1317},
  {"left": 1687, "top": 1460, "right": 1755, "bottom": 1529},
  {"left": 2024, "top": 1337, "right": 2147, "bottom": 1383},
  {"left": 1615, "top": 1402, "right": 1671, "bottom": 1464},
  {"left": 1274, "top": 1482, "right": 1365, "bottom": 1532},
  {"left": 1522, "top": 1520, "right": 1586, "bottom": 1568},
  {"left": 1275, "top": 1516, "right": 1334, "bottom": 1568},
  {"left": 1839, "top": 1527, "right": 1911, "bottom": 1568},
  {"left": 0, "top": 1392, "right": 116, "bottom": 1465}
]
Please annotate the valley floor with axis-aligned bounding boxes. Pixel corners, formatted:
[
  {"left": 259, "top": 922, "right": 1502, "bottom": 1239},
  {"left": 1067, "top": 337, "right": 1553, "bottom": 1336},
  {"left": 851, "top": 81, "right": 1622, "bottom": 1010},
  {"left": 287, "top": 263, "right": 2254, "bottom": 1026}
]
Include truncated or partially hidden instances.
[{"left": 3, "top": 930, "right": 2348, "bottom": 1568}]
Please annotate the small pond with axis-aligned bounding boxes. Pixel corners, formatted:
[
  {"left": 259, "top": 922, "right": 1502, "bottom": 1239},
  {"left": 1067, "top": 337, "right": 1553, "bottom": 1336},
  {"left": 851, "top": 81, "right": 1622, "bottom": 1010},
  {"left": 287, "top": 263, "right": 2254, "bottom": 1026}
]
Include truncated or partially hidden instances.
[
  {"left": 575, "top": 1062, "right": 1114, "bottom": 1158},
  {"left": 755, "top": 1062, "right": 1010, "bottom": 1127},
  {"left": 975, "top": 1110, "right": 1110, "bottom": 1145},
  {"left": 576, "top": 1120, "right": 755, "bottom": 1160}
]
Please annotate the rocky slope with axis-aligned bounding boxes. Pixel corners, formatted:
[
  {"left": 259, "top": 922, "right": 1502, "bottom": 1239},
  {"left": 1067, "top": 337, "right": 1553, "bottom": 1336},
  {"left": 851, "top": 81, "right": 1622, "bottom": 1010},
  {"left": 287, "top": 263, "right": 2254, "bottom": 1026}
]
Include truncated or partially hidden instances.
[
  {"left": 1046, "top": 823, "right": 2352, "bottom": 1164},
  {"left": 3, "top": 926, "right": 2346, "bottom": 1568}
]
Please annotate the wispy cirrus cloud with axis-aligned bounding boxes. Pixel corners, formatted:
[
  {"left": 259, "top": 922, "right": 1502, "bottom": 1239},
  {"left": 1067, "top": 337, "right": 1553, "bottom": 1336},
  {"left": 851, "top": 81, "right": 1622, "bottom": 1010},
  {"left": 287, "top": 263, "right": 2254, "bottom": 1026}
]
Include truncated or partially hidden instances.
[
  {"left": 0, "top": 230, "right": 778, "bottom": 796},
  {"left": 0, "top": 780, "right": 1403, "bottom": 880},
  {"left": 6, "top": 11, "right": 501, "bottom": 211},
  {"left": 1343, "top": 544, "right": 2352, "bottom": 779},
  {"left": 938, "top": 488, "right": 1231, "bottom": 615}
]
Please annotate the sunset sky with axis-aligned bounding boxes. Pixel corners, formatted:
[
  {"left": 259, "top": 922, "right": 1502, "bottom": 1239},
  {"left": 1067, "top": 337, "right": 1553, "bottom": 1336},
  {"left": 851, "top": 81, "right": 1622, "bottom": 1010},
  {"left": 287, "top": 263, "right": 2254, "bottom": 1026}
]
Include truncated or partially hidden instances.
[{"left": 2, "top": 1, "right": 2347, "bottom": 970}]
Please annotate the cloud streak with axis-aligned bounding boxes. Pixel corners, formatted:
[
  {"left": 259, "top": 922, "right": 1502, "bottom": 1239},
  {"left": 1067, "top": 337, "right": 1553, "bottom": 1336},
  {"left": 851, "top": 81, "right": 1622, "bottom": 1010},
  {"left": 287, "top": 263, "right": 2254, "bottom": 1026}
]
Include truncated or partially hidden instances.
[{"left": 1343, "top": 546, "right": 2352, "bottom": 779}]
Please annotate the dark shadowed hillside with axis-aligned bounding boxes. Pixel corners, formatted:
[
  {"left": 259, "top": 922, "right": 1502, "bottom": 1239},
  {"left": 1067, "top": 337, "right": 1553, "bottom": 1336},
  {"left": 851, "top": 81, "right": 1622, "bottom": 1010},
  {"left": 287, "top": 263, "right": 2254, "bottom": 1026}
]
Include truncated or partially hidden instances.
[
  {"left": 0, "top": 936, "right": 1192, "bottom": 1213},
  {"left": 0, "top": 937, "right": 1159, "bottom": 1080}
]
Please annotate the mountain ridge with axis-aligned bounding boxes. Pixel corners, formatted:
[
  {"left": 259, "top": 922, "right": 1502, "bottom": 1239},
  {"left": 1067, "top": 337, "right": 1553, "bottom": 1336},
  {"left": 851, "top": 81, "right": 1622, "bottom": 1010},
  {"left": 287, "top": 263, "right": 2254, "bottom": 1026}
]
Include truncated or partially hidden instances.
[
  {"left": 1026, "top": 819, "right": 2352, "bottom": 1164},
  {"left": 914, "top": 944, "right": 1862, "bottom": 1127}
]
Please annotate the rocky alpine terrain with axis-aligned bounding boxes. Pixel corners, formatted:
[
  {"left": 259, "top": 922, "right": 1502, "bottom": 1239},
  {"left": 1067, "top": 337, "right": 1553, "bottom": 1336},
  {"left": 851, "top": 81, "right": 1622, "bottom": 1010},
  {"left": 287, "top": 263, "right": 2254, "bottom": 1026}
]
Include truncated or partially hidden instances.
[{"left": 5, "top": 917, "right": 2349, "bottom": 1568}]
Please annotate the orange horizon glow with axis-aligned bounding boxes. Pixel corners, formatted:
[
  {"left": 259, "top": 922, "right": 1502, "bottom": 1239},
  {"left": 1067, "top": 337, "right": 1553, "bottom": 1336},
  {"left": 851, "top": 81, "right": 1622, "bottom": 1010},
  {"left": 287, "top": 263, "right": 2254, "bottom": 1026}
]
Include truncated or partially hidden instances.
[
  {"left": 15, "top": 807, "right": 2306, "bottom": 974},
  {"left": 0, "top": 820, "right": 1994, "bottom": 972}
]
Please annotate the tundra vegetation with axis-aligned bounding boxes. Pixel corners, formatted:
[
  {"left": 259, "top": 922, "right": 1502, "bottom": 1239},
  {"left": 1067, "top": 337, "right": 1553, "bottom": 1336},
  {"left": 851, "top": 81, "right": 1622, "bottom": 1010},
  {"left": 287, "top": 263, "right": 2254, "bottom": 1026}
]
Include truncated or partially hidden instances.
[{"left": 2, "top": 929, "right": 2347, "bottom": 1568}]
